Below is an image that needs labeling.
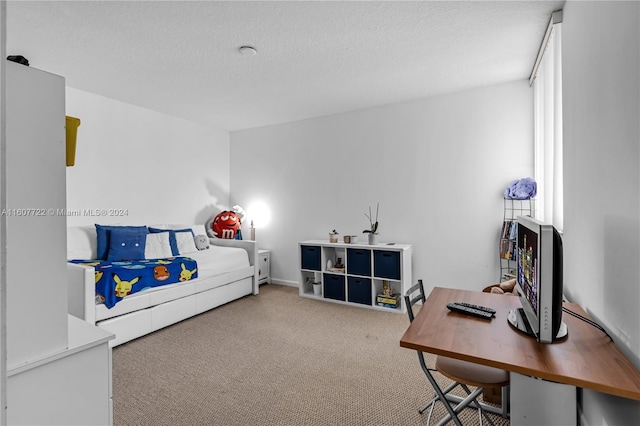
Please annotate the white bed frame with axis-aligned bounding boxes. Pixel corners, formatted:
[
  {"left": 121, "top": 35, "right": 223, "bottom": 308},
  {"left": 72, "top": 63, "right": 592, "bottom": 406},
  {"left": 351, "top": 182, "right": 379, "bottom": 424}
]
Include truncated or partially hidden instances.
[{"left": 67, "top": 238, "right": 258, "bottom": 346}]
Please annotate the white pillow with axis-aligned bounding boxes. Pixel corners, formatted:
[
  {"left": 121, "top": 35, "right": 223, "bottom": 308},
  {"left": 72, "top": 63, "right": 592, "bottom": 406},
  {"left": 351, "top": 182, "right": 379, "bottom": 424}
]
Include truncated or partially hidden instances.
[
  {"left": 148, "top": 223, "right": 169, "bottom": 230},
  {"left": 191, "top": 224, "right": 207, "bottom": 237},
  {"left": 165, "top": 223, "right": 207, "bottom": 238},
  {"left": 145, "top": 232, "right": 173, "bottom": 259},
  {"left": 67, "top": 225, "right": 98, "bottom": 259},
  {"left": 175, "top": 230, "right": 198, "bottom": 255}
]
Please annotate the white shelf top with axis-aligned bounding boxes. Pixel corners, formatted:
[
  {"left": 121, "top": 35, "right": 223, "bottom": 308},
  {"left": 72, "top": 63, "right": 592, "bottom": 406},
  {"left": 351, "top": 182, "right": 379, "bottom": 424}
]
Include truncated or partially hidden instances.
[
  {"left": 8, "top": 315, "right": 114, "bottom": 376},
  {"left": 299, "top": 240, "right": 411, "bottom": 251}
]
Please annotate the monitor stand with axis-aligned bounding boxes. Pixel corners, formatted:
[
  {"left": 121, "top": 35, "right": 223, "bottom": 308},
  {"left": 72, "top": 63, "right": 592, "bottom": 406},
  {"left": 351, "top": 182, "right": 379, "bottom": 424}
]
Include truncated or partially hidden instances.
[{"left": 507, "top": 308, "right": 568, "bottom": 341}]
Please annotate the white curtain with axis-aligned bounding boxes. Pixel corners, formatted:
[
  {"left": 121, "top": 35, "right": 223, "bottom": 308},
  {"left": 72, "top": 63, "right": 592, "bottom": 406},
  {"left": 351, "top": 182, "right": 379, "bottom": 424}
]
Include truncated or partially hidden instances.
[{"left": 533, "top": 20, "right": 563, "bottom": 231}]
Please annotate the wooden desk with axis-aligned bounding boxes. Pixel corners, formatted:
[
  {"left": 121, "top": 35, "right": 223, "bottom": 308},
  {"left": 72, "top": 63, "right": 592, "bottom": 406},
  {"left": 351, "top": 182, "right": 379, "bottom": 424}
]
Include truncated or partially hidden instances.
[{"left": 400, "top": 287, "right": 640, "bottom": 404}]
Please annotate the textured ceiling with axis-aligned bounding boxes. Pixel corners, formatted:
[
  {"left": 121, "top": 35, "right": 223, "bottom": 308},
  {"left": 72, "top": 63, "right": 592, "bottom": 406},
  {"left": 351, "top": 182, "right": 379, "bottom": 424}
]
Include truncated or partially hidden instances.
[{"left": 6, "top": 0, "right": 564, "bottom": 131}]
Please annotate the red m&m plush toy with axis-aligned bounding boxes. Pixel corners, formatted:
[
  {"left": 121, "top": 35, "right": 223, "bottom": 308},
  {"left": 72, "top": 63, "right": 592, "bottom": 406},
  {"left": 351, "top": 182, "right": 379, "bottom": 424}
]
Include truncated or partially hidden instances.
[{"left": 211, "top": 210, "right": 242, "bottom": 239}]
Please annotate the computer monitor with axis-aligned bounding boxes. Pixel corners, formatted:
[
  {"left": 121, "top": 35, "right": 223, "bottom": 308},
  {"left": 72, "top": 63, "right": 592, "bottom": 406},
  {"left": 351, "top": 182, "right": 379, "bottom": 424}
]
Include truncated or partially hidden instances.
[{"left": 507, "top": 215, "right": 567, "bottom": 343}]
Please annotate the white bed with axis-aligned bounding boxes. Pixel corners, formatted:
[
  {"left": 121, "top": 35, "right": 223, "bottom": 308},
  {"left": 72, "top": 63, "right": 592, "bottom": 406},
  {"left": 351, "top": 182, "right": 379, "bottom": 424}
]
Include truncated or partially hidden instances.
[{"left": 67, "top": 224, "right": 258, "bottom": 346}]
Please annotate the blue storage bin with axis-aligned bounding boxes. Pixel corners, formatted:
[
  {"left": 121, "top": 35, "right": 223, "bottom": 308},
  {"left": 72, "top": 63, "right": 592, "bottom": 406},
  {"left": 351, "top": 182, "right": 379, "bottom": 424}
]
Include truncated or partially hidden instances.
[
  {"left": 323, "top": 274, "right": 345, "bottom": 301},
  {"left": 374, "top": 250, "right": 401, "bottom": 280},
  {"left": 347, "top": 248, "right": 371, "bottom": 276},
  {"left": 348, "top": 277, "right": 372, "bottom": 305},
  {"left": 301, "top": 245, "right": 321, "bottom": 270}
]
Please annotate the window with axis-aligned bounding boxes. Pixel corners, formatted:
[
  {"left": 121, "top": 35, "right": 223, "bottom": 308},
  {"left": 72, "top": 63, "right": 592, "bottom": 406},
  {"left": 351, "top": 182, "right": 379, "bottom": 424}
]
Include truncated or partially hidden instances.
[{"left": 531, "top": 11, "right": 563, "bottom": 231}]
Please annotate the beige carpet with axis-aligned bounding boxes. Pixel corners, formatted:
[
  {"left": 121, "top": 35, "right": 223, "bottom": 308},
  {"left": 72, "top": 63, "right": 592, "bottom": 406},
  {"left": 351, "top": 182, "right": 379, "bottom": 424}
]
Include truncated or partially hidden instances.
[{"left": 113, "top": 284, "right": 510, "bottom": 425}]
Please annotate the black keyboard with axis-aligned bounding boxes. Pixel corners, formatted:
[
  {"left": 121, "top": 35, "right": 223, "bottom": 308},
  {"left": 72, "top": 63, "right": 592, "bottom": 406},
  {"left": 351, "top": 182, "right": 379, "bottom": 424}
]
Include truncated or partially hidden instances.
[{"left": 447, "top": 303, "right": 494, "bottom": 319}]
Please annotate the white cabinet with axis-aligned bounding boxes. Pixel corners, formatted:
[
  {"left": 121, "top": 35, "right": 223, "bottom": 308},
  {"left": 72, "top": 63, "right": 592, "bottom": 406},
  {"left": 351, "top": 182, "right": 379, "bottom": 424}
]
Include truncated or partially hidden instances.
[
  {"left": 298, "top": 240, "right": 412, "bottom": 313},
  {"left": 4, "top": 61, "right": 114, "bottom": 425},
  {"left": 258, "top": 249, "right": 270, "bottom": 284},
  {"left": 6, "top": 60, "right": 68, "bottom": 366},
  {"left": 7, "top": 317, "right": 113, "bottom": 426}
]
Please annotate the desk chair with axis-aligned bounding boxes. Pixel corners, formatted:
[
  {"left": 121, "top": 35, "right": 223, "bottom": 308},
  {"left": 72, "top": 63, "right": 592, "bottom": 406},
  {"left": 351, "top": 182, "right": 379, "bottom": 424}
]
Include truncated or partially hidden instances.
[{"left": 405, "top": 280, "right": 510, "bottom": 426}]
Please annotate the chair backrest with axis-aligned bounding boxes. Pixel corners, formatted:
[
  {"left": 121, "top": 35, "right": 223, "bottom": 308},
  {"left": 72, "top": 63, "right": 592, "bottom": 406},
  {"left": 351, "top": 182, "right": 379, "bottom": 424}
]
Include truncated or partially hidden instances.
[{"left": 404, "top": 279, "right": 426, "bottom": 323}]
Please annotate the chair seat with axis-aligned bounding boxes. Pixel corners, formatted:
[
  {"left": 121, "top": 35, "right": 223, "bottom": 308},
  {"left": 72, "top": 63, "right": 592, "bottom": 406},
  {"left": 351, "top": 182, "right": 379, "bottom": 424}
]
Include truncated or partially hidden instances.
[{"left": 436, "top": 356, "right": 509, "bottom": 387}]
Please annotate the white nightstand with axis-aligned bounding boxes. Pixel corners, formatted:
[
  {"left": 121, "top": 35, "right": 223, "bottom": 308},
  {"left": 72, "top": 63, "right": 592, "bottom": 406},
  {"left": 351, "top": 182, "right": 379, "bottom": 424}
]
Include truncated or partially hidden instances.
[{"left": 258, "top": 249, "right": 270, "bottom": 285}]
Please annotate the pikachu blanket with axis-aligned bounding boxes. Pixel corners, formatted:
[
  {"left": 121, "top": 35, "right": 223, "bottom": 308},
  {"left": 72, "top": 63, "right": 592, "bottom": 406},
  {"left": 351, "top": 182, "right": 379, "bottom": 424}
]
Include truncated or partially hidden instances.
[{"left": 69, "top": 257, "right": 198, "bottom": 309}]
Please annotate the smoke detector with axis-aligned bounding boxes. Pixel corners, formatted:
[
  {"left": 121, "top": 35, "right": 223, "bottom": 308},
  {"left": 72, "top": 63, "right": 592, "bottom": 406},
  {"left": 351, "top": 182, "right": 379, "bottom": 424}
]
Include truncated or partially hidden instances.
[{"left": 238, "top": 46, "right": 257, "bottom": 56}]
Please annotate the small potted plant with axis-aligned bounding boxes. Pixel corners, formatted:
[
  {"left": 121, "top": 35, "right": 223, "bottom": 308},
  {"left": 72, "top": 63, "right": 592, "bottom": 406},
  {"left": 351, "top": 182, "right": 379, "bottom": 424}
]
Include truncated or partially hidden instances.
[
  {"left": 363, "top": 203, "right": 379, "bottom": 245},
  {"left": 313, "top": 281, "right": 322, "bottom": 296},
  {"left": 307, "top": 277, "right": 322, "bottom": 296},
  {"left": 329, "top": 229, "right": 339, "bottom": 243}
]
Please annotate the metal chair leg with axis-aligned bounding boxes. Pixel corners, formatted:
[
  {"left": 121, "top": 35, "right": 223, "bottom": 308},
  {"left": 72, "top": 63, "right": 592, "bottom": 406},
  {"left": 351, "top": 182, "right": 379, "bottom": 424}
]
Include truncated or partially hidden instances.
[
  {"left": 444, "top": 392, "right": 508, "bottom": 418},
  {"left": 419, "top": 381, "right": 459, "bottom": 414},
  {"left": 481, "top": 408, "right": 496, "bottom": 426},
  {"left": 436, "top": 387, "right": 484, "bottom": 426},
  {"left": 438, "top": 384, "right": 498, "bottom": 426},
  {"left": 500, "top": 385, "right": 510, "bottom": 418},
  {"left": 426, "top": 399, "right": 437, "bottom": 426}
]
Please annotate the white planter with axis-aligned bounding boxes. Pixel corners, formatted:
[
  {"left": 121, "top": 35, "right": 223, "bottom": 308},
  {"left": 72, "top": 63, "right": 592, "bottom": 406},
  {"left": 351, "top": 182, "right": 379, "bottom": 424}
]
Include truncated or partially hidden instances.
[
  {"left": 368, "top": 233, "right": 379, "bottom": 245},
  {"left": 329, "top": 234, "right": 338, "bottom": 243},
  {"left": 313, "top": 283, "right": 322, "bottom": 296}
]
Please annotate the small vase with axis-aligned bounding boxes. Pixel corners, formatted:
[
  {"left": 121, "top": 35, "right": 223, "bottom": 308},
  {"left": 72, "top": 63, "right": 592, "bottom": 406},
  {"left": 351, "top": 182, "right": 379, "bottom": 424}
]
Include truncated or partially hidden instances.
[
  {"left": 368, "top": 233, "right": 379, "bottom": 245},
  {"left": 329, "top": 234, "right": 338, "bottom": 243}
]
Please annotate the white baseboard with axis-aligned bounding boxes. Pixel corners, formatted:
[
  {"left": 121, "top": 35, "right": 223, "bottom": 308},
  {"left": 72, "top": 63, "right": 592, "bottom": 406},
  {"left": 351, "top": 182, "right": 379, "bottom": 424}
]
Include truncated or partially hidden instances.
[{"left": 269, "top": 278, "right": 298, "bottom": 287}]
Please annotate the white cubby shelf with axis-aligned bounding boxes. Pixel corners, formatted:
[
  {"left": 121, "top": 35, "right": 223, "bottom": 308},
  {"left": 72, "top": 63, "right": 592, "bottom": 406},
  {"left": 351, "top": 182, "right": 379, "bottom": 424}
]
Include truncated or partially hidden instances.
[{"left": 298, "top": 240, "right": 412, "bottom": 313}]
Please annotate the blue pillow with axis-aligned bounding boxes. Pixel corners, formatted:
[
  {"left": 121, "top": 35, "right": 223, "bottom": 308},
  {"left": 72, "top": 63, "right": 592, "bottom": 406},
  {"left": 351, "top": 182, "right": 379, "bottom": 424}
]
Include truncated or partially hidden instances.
[
  {"left": 106, "top": 228, "right": 148, "bottom": 261},
  {"left": 95, "top": 224, "right": 148, "bottom": 259},
  {"left": 149, "top": 227, "right": 194, "bottom": 256}
]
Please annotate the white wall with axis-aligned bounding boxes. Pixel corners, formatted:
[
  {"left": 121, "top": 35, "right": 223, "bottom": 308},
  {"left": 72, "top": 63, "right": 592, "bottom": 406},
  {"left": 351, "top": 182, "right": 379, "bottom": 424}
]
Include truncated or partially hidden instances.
[
  {"left": 0, "top": 4, "right": 7, "bottom": 425},
  {"left": 230, "top": 80, "right": 533, "bottom": 293},
  {"left": 563, "top": 1, "right": 640, "bottom": 424},
  {"left": 65, "top": 88, "right": 230, "bottom": 227}
]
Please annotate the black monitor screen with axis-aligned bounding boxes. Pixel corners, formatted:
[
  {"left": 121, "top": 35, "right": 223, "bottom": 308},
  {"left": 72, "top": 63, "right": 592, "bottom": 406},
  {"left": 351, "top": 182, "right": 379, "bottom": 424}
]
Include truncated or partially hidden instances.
[{"left": 518, "top": 226, "right": 538, "bottom": 316}]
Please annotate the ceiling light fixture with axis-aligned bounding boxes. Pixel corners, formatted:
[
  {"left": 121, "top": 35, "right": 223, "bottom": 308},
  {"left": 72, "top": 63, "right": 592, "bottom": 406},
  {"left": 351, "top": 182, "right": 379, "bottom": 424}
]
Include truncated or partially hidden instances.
[{"left": 238, "top": 45, "right": 257, "bottom": 56}]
